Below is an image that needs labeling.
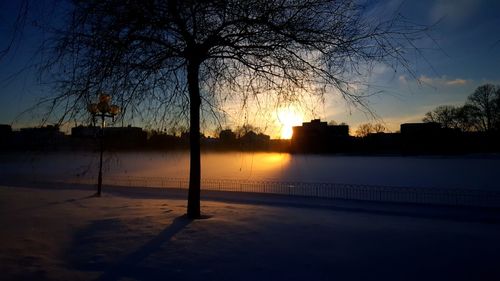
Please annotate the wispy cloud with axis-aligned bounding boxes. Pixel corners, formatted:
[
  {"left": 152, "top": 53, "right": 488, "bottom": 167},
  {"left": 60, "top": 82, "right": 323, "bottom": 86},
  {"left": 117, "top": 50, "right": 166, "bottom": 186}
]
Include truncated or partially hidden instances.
[
  {"left": 399, "top": 75, "right": 469, "bottom": 87},
  {"left": 445, "top": 78, "right": 467, "bottom": 86}
]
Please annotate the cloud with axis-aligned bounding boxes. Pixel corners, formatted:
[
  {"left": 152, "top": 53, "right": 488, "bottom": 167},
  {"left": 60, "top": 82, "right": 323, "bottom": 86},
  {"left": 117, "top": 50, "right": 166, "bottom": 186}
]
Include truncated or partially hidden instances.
[
  {"left": 419, "top": 75, "right": 434, "bottom": 85},
  {"left": 445, "top": 78, "right": 467, "bottom": 86},
  {"left": 415, "top": 75, "right": 469, "bottom": 87}
]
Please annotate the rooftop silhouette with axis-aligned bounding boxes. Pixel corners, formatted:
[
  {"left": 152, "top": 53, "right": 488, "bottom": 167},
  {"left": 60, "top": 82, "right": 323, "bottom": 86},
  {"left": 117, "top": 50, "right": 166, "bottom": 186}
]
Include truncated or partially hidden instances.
[{"left": 2, "top": 119, "right": 499, "bottom": 154}]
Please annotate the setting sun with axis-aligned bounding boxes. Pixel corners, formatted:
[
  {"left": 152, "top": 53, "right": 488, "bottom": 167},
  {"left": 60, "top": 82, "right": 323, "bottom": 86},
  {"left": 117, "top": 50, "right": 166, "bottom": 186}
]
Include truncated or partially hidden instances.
[{"left": 277, "top": 109, "right": 303, "bottom": 139}]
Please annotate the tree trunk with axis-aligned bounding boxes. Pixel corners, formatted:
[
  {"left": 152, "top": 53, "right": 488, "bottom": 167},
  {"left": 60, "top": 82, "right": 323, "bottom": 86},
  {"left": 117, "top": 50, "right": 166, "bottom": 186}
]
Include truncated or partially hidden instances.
[{"left": 187, "top": 60, "right": 201, "bottom": 219}]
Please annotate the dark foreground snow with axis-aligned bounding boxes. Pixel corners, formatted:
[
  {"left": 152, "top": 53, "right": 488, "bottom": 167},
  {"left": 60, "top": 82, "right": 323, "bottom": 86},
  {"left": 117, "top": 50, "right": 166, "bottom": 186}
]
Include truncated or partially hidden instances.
[{"left": 1, "top": 185, "right": 499, "bottom": 281}]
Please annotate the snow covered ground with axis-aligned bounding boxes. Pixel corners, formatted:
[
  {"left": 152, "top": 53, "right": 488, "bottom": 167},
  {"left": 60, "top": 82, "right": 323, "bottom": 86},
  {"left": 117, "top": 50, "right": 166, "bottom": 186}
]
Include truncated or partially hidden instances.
[{"left": 1, "top": 185, "right": 500, "bottom": 281}]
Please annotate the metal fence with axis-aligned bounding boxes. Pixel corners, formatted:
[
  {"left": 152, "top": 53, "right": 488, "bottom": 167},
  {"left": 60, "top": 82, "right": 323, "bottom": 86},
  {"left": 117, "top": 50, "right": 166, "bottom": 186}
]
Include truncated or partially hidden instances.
[{"left": 60, "top": 175, "right": 500, "bottom": 208}]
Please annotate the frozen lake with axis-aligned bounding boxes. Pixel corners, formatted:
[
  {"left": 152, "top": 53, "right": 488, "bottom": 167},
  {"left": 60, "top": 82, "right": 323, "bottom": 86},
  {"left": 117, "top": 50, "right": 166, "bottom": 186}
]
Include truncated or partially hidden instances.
[{"left": 1, "top": 151, "right": 499, "bottom": 190}]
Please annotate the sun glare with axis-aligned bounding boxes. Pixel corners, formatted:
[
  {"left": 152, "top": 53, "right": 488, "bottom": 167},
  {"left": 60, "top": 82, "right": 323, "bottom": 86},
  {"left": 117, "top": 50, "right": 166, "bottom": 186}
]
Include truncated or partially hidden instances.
[{"left": 278, "top": 109, "right": 303, "bottom": 139}]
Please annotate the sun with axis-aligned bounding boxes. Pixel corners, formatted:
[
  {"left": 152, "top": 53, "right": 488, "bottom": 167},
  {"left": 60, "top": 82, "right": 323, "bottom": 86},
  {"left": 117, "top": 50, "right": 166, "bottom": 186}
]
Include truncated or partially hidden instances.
[{"left": 277, "top": 108, "right": 303, "bottom": 139}]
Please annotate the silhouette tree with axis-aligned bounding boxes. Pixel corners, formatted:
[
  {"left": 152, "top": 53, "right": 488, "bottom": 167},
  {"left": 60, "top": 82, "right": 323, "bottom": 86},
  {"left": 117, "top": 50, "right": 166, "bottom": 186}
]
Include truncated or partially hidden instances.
[
  {"left": 13, "top": 0, "right": 429, "bottom": 218},
  {"left": 453, "top": 104, "right": 481, "bottom": 132},
  {"left": 422, "top": 85, "right": 500, "bottom": 133},
  {"left": 235, "top": 124, "right": 261, "bottom": 139},
  {"left": 355, "top": 123, "right": 373, "bottom": 137},
  {"left": 372, "top": 123, "right": 387, "bottom": 133},
  {"left": 423, "top": 105, "right": 460, "bottom": 129},
  {"left": 423, "top": 104, "right": 485, "bottom": 132},
  {"left": 355, "top": 123, "right": 386, "bottom": 137},
  {"left": 466, "top": 84, "right": 500, "bottom": 132}
]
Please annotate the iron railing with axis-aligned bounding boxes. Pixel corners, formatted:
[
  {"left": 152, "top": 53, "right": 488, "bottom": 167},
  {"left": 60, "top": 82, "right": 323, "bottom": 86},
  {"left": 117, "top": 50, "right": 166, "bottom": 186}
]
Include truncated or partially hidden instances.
[{"left": 57, "top": 175, "right": 500, "bottom": 208}]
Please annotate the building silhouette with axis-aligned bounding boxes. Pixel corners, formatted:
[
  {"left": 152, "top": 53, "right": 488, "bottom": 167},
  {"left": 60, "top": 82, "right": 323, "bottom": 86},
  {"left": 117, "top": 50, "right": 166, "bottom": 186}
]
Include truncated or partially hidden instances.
[
  {"left": 0, "top": 124, "right": 13, "bottom": 150},
  {"left": 71, "top": 125, "right": 100, "bottom": 138},
  {"left": 104, "top": 126, "right": 147, "bottom": 149},
  {"left": 219, "top": 129, "right": 237, "bottom": 143},
  {"left": 15, "top": 125, "right": 66, "bottom": 150},
  {"left": 239, "top": 131, "right": 271, "bottom": 150},
  {"left": 400, "top": 122, "right": 461, "bottom": 154},
  {"left": 291, "top": 119, "right": 351, "bottom": 153},
  {"left": 2, "top": 120, "right": 498, "bottom": 154},
  {"left": 360, "top": 132, "right": 401, "bottom": 154},
  {"left": 71, "top": 125, "right": 147, "bottom": 150}
]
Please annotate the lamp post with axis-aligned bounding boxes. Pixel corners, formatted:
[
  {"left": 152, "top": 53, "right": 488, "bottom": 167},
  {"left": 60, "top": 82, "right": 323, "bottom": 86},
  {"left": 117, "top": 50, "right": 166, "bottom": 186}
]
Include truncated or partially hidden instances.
[{"left": 87, "top": 93, "right": 120, "bottom": 197}]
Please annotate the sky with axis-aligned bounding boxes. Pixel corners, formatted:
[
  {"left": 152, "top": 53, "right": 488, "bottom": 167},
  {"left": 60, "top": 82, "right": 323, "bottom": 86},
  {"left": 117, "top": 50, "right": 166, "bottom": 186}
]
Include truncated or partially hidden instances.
[{"left": 1, "top": 0, "right": 499, "bottom": 138}]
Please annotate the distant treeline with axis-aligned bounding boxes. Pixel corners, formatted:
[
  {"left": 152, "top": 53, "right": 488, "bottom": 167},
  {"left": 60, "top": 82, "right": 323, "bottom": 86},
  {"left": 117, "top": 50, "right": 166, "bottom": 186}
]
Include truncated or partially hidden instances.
[
  {"left": 0, "top": 124, "right": 290, "bottom": 152},
  {"left": 1, "top": 122, "right": 499, "bottom": 155},
  {"left": 423, "top": 84, "right": 500, "bottom": 132}
]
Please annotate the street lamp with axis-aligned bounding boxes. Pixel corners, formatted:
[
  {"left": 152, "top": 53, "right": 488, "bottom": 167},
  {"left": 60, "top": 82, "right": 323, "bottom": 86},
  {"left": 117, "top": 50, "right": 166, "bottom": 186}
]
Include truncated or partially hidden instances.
[{"left": 87, "top": 92, "right": 120, "bottom": 197}]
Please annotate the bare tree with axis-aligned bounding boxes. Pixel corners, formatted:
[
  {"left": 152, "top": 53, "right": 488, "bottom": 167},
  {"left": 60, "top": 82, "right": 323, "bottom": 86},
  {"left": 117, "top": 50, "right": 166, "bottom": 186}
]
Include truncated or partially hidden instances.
[
  {"left": 423, "top": 105, "right": 460, "bottom": 129},
  {"left": 422, "top": 85, "right": 500, "bottom": 132},
  {"left": 422, "top": 104, "right": 484, "bottom": 132},
  {"left": 466, "top": 84, "right": 499, "bottom": 132},
  {"left": 453, "top": 104, "right": 481, "bottom": 132},
  {"left": 355, "top": 122, "right": 386, "bottom": 137},
  {"left": 235, "top": 124, "right": 261, "bottom": 139},
  {"left": 372, "top": 123, "right": 386, "bottom": 133},
  {"left": 13, "top": 0, "right": 428, "bottom": 218},
  {"left": 355, "top": 123, "right": 373, "bottom": 137}
]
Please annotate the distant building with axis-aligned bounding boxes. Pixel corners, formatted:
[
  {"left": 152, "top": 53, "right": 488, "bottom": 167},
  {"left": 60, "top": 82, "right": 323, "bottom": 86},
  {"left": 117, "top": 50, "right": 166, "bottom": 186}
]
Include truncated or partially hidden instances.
[
  {"left": 147, "top": 132, "right": 182, "bottom": 150},
  {"left": 19, "top": 125, "right": 64, "bottom": 135},
  {"left": 103, "top": 126, "right": 147, "bottom": 149},
  {"left": 71, "top": 125, "right": 147, "bottom": 149},
  {"left": 0, "top": 124, "right": 12, "bottom": 134},
  {"left": 291, "top": 119, "right": 351, "bottom": 153},
  {"left": 400, "top": 122, "right": 441, "bottom": 135},
  {"left": 180, "top": 131, "right": 206, "bottom": 142},
  {"left": 361, "top": 132, "right": 401, "bottom": 153},
  {"left": 71, "top": 125, "right": 100, "bottom": 138},
  {"left": 216, "top": 129, "right": 237, "bottom": 149},
  {"left": 0, "top": 124, "right": 13, "bottom": 149},
  {"left": 219, "top": 129, "right": 237, "bottom": 143},
  {"left": 239, "top": 131, "right": 270, "bottom": 150},
  {"left": 17, "top": 125, "right": 66, "bottom": 150},
  {"left": 400, "top": 122, "right": 460, "bottom": 154}
]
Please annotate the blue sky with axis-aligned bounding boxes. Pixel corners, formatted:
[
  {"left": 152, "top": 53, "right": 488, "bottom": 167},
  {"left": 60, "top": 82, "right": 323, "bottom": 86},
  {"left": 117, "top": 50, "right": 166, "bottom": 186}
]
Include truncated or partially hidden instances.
[
  {"left": 321, "top": 0, "right": 500, "bottom": 132},
  {"left": 1, "top": 0, "right": 499, "bottom": 136}
]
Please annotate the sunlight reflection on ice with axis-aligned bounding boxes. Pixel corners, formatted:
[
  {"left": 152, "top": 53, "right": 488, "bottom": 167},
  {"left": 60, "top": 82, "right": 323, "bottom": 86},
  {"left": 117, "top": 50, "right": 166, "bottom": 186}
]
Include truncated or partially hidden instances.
[{"left": 1, "top": 152, "right": 499, "bottom": 189}]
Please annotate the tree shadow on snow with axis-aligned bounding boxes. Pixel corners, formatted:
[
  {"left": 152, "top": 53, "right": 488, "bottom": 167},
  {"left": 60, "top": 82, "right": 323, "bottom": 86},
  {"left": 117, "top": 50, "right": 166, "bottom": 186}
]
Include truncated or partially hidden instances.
[
  {"left": 66, "top": 215, "right": 191, "bottom": 281},
  {"left": 95, "top": 215, "right": 191, "bottom": 281}
]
